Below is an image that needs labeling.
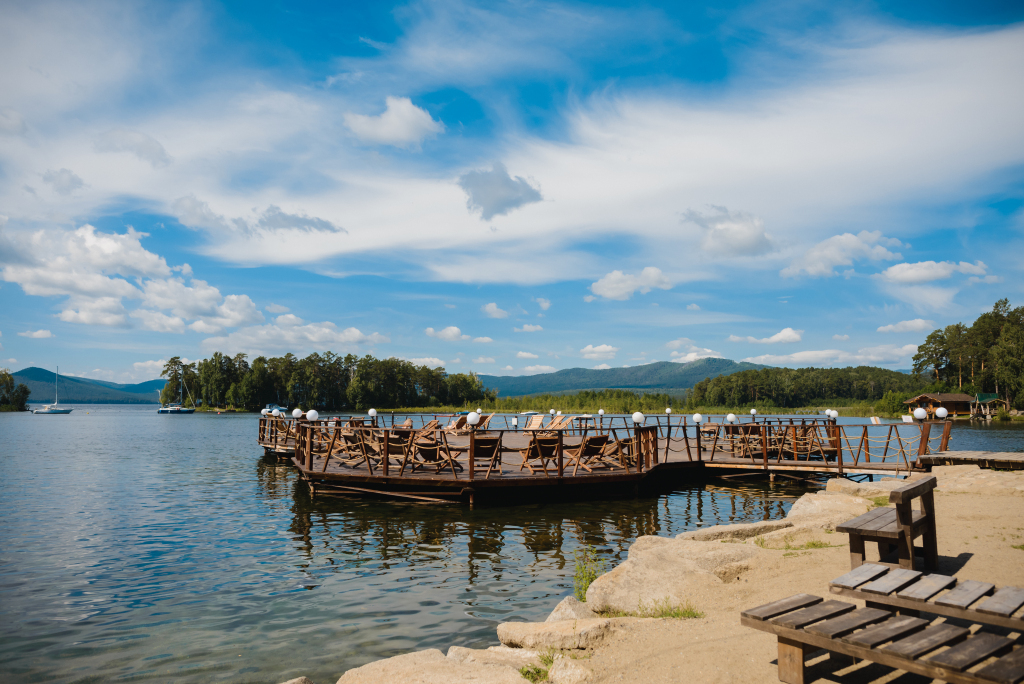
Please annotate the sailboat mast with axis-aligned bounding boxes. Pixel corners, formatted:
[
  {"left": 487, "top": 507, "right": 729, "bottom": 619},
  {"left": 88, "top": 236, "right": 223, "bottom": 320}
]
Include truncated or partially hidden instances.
[{"left": 55, "top": 366, "right": 59, "bottom": 404}]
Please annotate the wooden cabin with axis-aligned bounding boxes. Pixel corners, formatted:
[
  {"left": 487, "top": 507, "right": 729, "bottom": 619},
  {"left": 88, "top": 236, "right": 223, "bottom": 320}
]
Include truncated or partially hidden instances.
[
  {"left": 903, "top": 393, "right": 974, "bottom": 417},
  {"left": 971, "top": 393, "right": 1007, "bottom": 419}
]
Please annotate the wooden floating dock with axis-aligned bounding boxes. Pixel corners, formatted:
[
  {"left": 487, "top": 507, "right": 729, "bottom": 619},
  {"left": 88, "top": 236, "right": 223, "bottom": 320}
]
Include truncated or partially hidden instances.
[
  {"left": 258, "top": 414, "right": 962, "bottom": 505},
  {"left": 919, "top": 450, "right": 1024, "bottom": 470}
]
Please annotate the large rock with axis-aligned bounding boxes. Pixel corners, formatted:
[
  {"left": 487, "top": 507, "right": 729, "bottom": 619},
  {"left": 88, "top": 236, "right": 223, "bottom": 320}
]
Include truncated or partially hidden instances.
[
  {"left": 584, "top": 536, "right": 760, "bottom": 612},
  {"left": 280, "top": 678, "right": 315, "bottom": 684},
  {"left": 335, "top": 649, "right": 523, "bottom": 684},
  {"left": 785, "top": 491, "right": 871, "bottom": 530},
  {"left": 446, "top": 645, "right": 541, "bottom": 669},
  {"left": 546, "top": 596, "right": 598, "bottom": 622},
  {"left": 825, "top": 475, "right": 922, "bottom": 499},
  {"left": 497, "top": 619, "right": 624, "bottom": 650},
  {"left": 677, "top": 519, "right": 792, "bottom": 541}
]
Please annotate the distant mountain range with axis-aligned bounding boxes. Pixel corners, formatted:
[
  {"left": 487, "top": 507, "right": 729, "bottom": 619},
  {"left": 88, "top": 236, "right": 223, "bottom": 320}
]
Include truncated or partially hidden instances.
[
  {"left": 13, "top": 367, "right": 166, "bottom": 404},
  {"left": 478, "top": 358, "right": 769, "bottom": 397}
]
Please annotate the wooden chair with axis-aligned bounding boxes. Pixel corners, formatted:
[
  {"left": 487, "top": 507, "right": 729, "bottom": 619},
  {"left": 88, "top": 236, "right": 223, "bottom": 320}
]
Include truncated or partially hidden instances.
[
  {"left": 522, "top": 415, "right": 545, "bottom": 431},
  {"left": 541, "top": 415, "right": 571, "bottom": 434},
  {"left": 476, "top": 413, "right": 495, "bottom": 431},
  {"left": 836, "top": 476, "right": 938, "bottom": 571},
  {"left": 565, "top": 434, "right": 615, "bottom": 475},
  {"left": 519, "top": 435, "right": 559, "bottom": 476},
  {"left": 443, "top": 415, "right": 467, "bottom": 433},
  {"left": 464, "top": 434, "right": 503, "bottom": 479},
  {"left": 401, "top": 436, "right": 461, "bottom": 476},
  {"left": 605, "top": 429, "right": 638, "bottom": 471}
]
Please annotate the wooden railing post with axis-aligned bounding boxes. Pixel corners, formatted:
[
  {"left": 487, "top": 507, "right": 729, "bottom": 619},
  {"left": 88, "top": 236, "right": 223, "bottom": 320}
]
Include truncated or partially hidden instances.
[
  {"left": 557, "top": 430, "right": 564, "bottom": 477},
  {"left": 917, "top": 422, "right": 932, "bottom": 459},
  {"left": 468, "top": 429, "right": 475, "bottom": 481},
  {"left": 939, "top": 420, "right": 952, "bottom": 451},
  {"left": 382, "top": 429, "right": 389, "bottom": 476},
  {"left": 761, "top": 426, "right": 768, "bottom": 469},
  {"left": 695, "top": 424, "right": 701, "bottom": 463},
  {"left": 305, "top": 425, "right": 313, "bottom": 470},
  {"left": 635, "top": 426, "right": 643, "bottom": 472}
]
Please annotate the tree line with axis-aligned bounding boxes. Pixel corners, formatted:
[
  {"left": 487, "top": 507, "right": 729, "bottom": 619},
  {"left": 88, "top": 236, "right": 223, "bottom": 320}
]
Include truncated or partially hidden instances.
[
  {"left": 0, "top": 368, "right": 31, "bottom": 411},
  {"left": 684, "top": 365, "right": 930, "bottom": 411},
  {"left": 160, "top": 353, "right": 494, "bottom": 411},
  {"left": 913, "top": 299, "right": 1024, "bottom": 408}
]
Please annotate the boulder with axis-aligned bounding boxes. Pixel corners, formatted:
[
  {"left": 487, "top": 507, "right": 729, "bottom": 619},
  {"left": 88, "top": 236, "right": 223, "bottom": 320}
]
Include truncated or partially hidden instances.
[
  {"left": 825, "top": 476, "right": 923, "bottom": 499},
  {"left": 546, "top": 596, "right": 598, "bottom": 622},
  {"left": 677, "top": 519, "right": 792, "bottom": 541},
  {"left": 548, "top": 654, "right": 593, "bottom": 684},
  {"left": 280, "top": 678, "right": 315, "bottom": 684},
  {"left": 335, "top": 648, "right": 523, "bottom": 684},
  {"left": 497, "top": 619, "right": 623, "bottom": 650},
  {"left": 785, "top": 492, "right": 871, "bottom": 530},
  {"left": 446, "top": 645, "right": 541, "bottom": 669},
  {"left": 585, "top": 536, "right": 760, "bottom": 612}
]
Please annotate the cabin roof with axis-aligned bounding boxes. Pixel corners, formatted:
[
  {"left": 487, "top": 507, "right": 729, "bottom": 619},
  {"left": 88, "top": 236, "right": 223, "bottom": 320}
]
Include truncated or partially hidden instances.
[
  {"left": 973, "top": 393, "right": 1001, "bottom": 403},
  {"left": 903, "top": 393, "right": 975, "bottom": 404}
]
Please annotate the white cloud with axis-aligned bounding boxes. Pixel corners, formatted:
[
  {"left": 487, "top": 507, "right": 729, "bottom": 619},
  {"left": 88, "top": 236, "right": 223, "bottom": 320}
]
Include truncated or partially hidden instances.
[
  {"left": 450, "top": 357, "right": 462, "bottom": 364},
  {"left": 534, "top": 297, "right": 551, "bottom": 310},
  {"left": 968, "top": 275, "right": 1002, "bottom": 285},
  {"left": 593, "top": 363, "right": 612, "bottom": 370},
  {"left": 458, "top": 162, "right": 542, "bottom": 220},
  {"left": 482, "top": 302, "right": 508, "bottom": 318},
  {"left": 130, "top": 309, "right": 186, "bottom": 333},
  {"left": 202, "top": 320, "right": 388, "bottom": 355},
  {"left": 687, "top": 303, "right": 700, "bottom": 311},
  {"left": 877, "top": 260, "right": 987, "bottom": 284},
  {"left": 833, "top": 334, "right": 850, "bottom": 341},
  {"left": 94, "top": 128, "right": 171, "bottom": 167},
  {"left": 18, "top": 329, "right": 52, "bottom": 338},
  {"left": 685, "top": 206, "right": 772, "bottom": 256},
  {"left": 781, "top": 231, "right": 903, "bottom": 278},
  {"left": 514, "top": 324, "right": 543, "bottom": 332},
  {"left": 132, "top": 359, "right": 168, "bottom": 380},
  {"left": 877, "top": 318, "right": 935, "bottom": 333},
  {"left": 728, "top": 327, "right": 803, "bottom": 344},
  {"left": 883, "top": 284, "right": 961, "bottom": 313},
  {"left": 666, "top": 337, "right": 724, "bottom": 363},
  {"left": 523, "top": 365, "right": 556, "bottom": 374},
  {"left": 472, "top": 356, "right": 495, "bottom": 364},
  {"left": 589, "top": 267, "right": 671, "bottom": 300},
  {"left": 265, "top": 303, "right": 290, "bottom": 314},
  {"left": 408, "top": 357, "right": 445, "bottom": 368},
  {"left": 743, "top": 344, "right": 918, "bottom": 366},
  {"left": 580, "top": 344, "right": 618, "bottom": 360},
  {"left": 502, "top": 365, "right": 513, "bottom": 371},
  {"left": 516, "top": 351, "right": 539, "bottom": 359},
  {"left": 425, "top": 325, "right": 470, "bottom": 341},
  {"left": 59, "top": 297, "right": 130, "bottom": 327},
  {"left": 42, "top": 168, "right": 84, "bottom": 195},
  {"left": 343, "top": 96, "right": 444, "bottom": 148},
  {"left": 473, "top": 336, "right": 493, "bottom": 343}
]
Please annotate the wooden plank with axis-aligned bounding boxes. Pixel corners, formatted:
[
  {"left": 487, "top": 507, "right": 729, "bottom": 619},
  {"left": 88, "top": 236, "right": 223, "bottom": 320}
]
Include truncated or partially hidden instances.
[
  {"left": 874, "top": 509, "right": 925, "bottom": 538},
  {"left": 935, "top": 580, "right": 996, "bottom": 609},
  {"left": 880, "top": 623, "right": 968, "bottom": 660},
  {"left": 927, "top": 633, "right": 1014, "bottom": 672},
  {"left": 804, "top": 607, "right": 892, "bottom": 639},
  {"left": 771, "top": 600, "right": 856, "bottom": 630},
  {"left": 842, "top": 615, "right": 928, "bottom": 648},
  {"left": 831, "top": 585, "right": 1024, "bottom": 632},
  {"left": 830, "top": 564, "right": 889, "bottom": 590},
  {"left": 741, "top": 594, "right": 822, "bottom": 621},
  {"left": 976, "top": 587, "right": 1024, "bottom": 618},
  {"left": 976, "top": 646, "right": 1024, "bottom": 684},
  {"left": 896, "top": 574, "right": 956, "bottom": 602},
  {"left": 860, "top": 568, "right": 923, "bottom": 596},
  {"left": 836, "top": 507, "right": 892, "bottom": 533},
  {"left": 889, "top": 475, "right": 937, "bottom": 503}
]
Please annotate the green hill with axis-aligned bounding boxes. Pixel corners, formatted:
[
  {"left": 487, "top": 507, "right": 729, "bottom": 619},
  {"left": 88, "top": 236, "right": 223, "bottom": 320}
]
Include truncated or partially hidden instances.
[
  {"left": 13, "top": 367, "right": 165, "bottom": 404},
  {"left": 478, "top": 358, "right": 768, "bottom": 397}
]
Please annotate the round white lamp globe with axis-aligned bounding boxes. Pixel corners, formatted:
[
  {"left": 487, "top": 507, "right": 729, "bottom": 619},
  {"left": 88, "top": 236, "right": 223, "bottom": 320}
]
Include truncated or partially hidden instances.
[
  {"left": 477, "top": 408, "right": 482, "bottom": 414},
  {"left": 467, "top": 411, "right": 480, "bottom": 426},
  {"left": 913, "top": 407, "right": 928, "bottom": 421},
  {"left": 665, "top": 407, "right": 672, "bottom": 414},
  {"left": 368, "top": 408, "right": 377, "bottom": 418},
  {"left": 936, "top": 407, "right": 949, "bottom": 419},
  {"left": 272, "top": 409, "right": 281, "bottom": 418},
  {"left": 693, "top": 413, "right": 703, "bottom": 424},
  {"left": 598, "top": 409, "right": 605, "bottom": 416},
  {"left": 632, "top": 411, "right": 644, "bottom": 424},
  {"left": 306, "top": 409, "right": 319, "bottom": 421},
  {"left": 727, "top": 413, "right": 736, "bottom": 423},
  {"left": 261, "top": 408, "right": 268, "bottom": 416},
  {"left": 750, "top": 408, "right": 758, "bottom": 416},
  {"left": 292, "top": 408, "right": 303, "bottom": 419},
  {"left": 550, "top": 409, "right": 556, "bottom": 416}
]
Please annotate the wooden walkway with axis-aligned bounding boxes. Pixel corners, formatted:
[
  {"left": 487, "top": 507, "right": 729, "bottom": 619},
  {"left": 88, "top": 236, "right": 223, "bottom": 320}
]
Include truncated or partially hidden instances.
[{"left": 919, "top": 450, "right": 1024, "bottom": 470}]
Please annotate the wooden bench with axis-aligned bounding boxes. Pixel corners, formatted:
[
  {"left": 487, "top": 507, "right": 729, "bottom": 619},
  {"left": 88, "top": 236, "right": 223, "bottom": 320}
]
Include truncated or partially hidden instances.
[
  {"left": 742, "top": 592, "right": 1024, "bottom": 684},
  {"left": 836, "top": 475, "right": 938, "bottom": 571}
]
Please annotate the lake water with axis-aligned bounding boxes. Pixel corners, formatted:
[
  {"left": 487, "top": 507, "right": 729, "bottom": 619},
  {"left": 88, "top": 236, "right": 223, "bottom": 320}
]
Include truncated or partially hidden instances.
[{"left": 1, "top": 407, "right": 1019, "bottom": 683}]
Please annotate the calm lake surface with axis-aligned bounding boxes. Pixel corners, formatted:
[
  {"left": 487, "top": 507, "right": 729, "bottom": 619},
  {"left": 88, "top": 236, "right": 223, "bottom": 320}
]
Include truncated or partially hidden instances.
[{"left": 1, "top": 407, "right": 1019, "bottom": 683}]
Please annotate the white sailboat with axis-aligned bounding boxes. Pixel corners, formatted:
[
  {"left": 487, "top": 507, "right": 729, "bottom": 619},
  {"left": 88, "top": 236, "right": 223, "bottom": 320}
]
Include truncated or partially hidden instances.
[
  {"left": 33, "top": 366, "right": 73, "bottom": 414},
  {"left": 157, "top": 375, "right": 196, "bottom": 414}
]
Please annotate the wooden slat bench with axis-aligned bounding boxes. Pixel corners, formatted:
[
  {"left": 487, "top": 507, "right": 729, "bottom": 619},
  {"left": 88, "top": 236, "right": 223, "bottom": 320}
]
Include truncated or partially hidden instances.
[
  {"left": 742, "top": 592, "right": 1024, "bottom": 684},
  {"left": 836, "top": 474, "right": 938, "bottom": 571}
]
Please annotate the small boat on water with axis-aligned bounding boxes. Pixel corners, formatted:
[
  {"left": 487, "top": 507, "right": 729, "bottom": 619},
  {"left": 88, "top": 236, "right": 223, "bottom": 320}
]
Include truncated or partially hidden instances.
[
  {"left": 33, "top": 366, "right": 73, "bottom": 414},
  {"left": 157, "top": 377, "right": 196, "bottom": 414}
]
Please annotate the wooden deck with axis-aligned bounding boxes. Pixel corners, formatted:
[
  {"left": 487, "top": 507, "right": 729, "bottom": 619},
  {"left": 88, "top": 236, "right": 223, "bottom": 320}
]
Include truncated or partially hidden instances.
[
  {"left": 257, "top": 415, "right": 950, "bottom": 504},
  {"left": 919, "top": 450, "right": 1024, "bottom": 470}
]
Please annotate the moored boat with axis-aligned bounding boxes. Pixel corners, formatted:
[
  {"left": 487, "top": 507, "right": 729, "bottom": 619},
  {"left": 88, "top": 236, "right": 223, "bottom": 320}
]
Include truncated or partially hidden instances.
[{"left": 33, "top": 366, "right": 73, "bottom": 414}]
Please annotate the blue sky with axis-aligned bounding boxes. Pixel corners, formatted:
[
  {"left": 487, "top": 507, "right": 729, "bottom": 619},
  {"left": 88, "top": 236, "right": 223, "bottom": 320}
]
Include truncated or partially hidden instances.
[{"left": 1, "top": 0, "right": 1022, "bottom": 382}]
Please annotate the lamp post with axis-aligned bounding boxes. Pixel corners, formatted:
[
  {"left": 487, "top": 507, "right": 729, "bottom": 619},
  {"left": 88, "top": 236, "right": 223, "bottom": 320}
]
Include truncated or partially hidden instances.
[
  {"left": 935, "top": 407, "right": 949, "bottom": 420},
  {"left": 307, "top": 409, "right": 319, "bottom": 422},
  {"left": 913, "top": 407, "right": 927, "bottom": 422},
  {"left": 750, "top": 408, "right": 758, "bottom": 423},
  {"left": 693, "top": 413, "right": 703, "bottom": 461},
  {"left": 272, "top": 409, "right": 281, "bottom": 418},
  {"left": 598, "top": 408, "right": 604, "bottom": 431},
  {"left": 726, "top": 413, "right": 736, "bottom": 424},
  {"left": 292, "top": 408, "right": 303, "bottom": 419},
  {"left": 369, "top": 408, "right": 377, "bottom": 427}
]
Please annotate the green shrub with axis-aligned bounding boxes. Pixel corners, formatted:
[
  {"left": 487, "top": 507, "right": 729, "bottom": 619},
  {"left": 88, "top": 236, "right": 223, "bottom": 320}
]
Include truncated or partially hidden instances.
[
  {"left": 996, "top": 408, "right": 1012, "bottom": 421},
  {"left": 519, "top": 664, "right": 548, "bottom": 682},
  {"left": 573, "top": 546, "right": 605, "bottom": 602}
]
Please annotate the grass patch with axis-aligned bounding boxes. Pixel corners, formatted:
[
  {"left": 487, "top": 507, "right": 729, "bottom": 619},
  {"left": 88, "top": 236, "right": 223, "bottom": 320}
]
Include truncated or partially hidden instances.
[
  {"left": 871, "top": 496, "right": 890, "bottom": 508},
  {"left": 539, "top": 649, "right": 557, "bottom": 668},
  {"left": 1012, "top": 544, "right": 1024, "bottom": 551},
  {"left": 598, "top": 598, "right": 704, "bottom": 619},
  {"left": 573, "top": 546, "right": 605, "bottom": 602},
  {"left": 519, "top": 664, "right": 548, "bottom": 682},
  {"left": 754, "top": 535, "right": 842, "bottom": 551}
]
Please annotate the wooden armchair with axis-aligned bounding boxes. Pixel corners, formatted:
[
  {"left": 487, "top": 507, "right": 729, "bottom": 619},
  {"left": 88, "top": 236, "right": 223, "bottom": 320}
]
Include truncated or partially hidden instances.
[
  {"left": 519, "top": 435, "right": 559, "bottom": 476},
  {"left": 565, "top": 434, "right": 616, "bottom": 475}
]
